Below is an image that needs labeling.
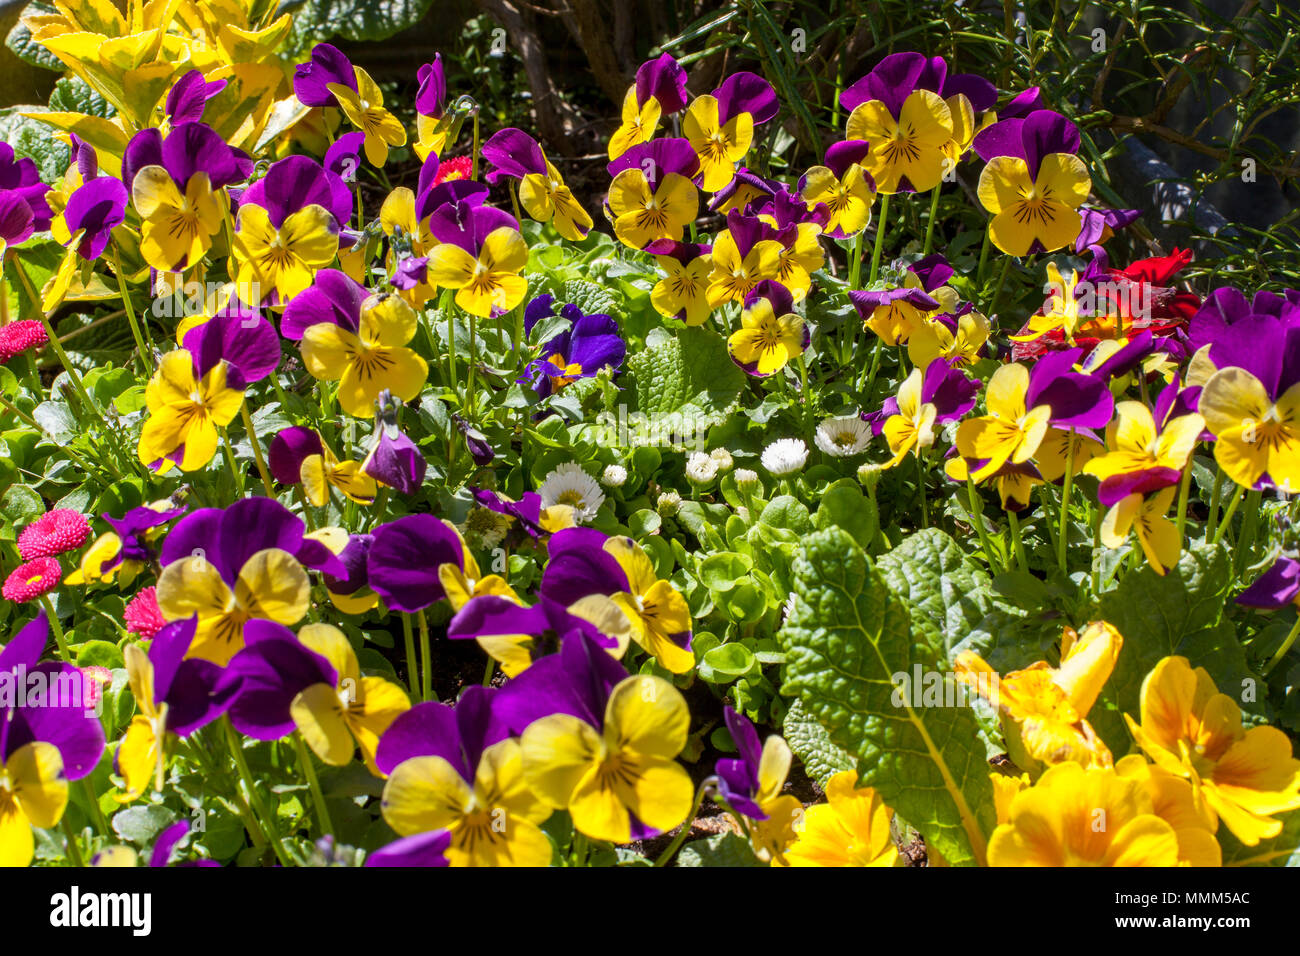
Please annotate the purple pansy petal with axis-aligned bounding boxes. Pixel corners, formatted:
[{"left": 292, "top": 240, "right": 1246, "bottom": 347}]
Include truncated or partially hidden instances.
[
  {"left": 294, "top": 43, "right": 356, "bottom": 107},
  {"left": 480, "top": 128, "right": 546, "bottom": 184},
  {"left": 1097, "top": 469, "right": 1183, "bottom": 508},
  {"left": 714, "top": 71, "right": 778, "bottom": 125},
  {"left": 324, "top": 131, "right": 366, "bottom": 181},
  {"left": 62, "top": 175, "right": 128, "bottom": 260},
  {"left": 607, "top": 138, "right": 699, "bottom": 190},
  {"left": 375, "top": 700, "right": 468, "bottom": 778},
  {"left": 183, "top": 307, "right": 280, "bottom": 388},
  {"left": 416, "top": 55, "right": 447, "bottom": 118},
  {"left": 241, "top": 154, "right": 351, "bottom": 229},
  {"left": 1237, "top": 557, "right": 1300, "bottom": 610},
  {"left": 367, "top": 515, "right": 463, "bottom": 612},
  {"left": 941, "top": 72, "right": 997, "bottom": 112},
  {"left": 268, "top": 426, "right": 324, "bottom": 485},
  {"left": 366, "top": 830, "right": 451, "bottom": 866},
  {"left": 362, "top": 428, "right": 427, "bottom": 495},
  {"left": 280, "top": 268, "right": 367, "bottom": 339},
  {"left": 636, "top": 53, "right": 689, "bottom": 114},
  {"left": 0, "top": 614, "right": 48, "bottom": 674},
  {"left": 221, "top": 621, "right": 335, "bottom": 739}
]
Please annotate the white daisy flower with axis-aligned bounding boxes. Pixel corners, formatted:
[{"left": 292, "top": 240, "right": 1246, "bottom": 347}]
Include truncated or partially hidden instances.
[
  {"left": 761, "top": 438, "right": 808, "bottom": 477},
  {"left": 814, "top": 416, "right": 872, "bottom": 457},
  {"left": 710, "top": 447, "right": 734, "bottom": 471},
  {"left": 601, "top": 464, "right": 628, "bottom": 488},
  {"left": 734, "top": 468, "right": 760, "bottom": 487},
  {"left": 539, "top": 462, "right": 605, "bottom": 523},
  {"left": 685, "top": 451, "right": 718, "bottom": 484},
  {"left": 459, "top": 507, "right": 512, "bottom": 551},
  {"left": 657, "top": 489, "right": 683, "bottom": 516}
]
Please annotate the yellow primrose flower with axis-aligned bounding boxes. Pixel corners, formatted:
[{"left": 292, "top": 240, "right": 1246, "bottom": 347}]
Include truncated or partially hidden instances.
[
  {"left": 1115, "top": 755, "right": 1222, "bottom": 866},
  {"left": 426, "top": 227, "right": 530, "bottom": 318},
  {"left": 846, "top": 90, "right": 954, "bottom": 194},
  {"left": 602, "top": 536, "right": 694, "bottom": 674},
  {"left": 1083, "top": 401, "right": 1204, "bottom": 483},
  {"left": 300, "top": 293, "right": 429, "bottom": 418},
  {"left": 727, "top": 295, "right": 805, "bottom": 376},
  {"left": 328, "top": 67, "right": 407, "bottom": 167},
  {"left": 988, "top": 761, "right": 1183, "bottom": 866},
  {"left": 977, "top": 153, "right": 1092, "bottom": 257},
  {"left": 133, "top": 168, "right": 225, "bottom": 273},
  {"left": 882, "top": 367, "right": 937, "bottom": 467},
  {"left": 290, "top": 625, "right": 411, "bottom": 774},
  {"left": 155, "top": 548, "right": 311, "bottom": 666},
  {"left": 0, "top": 741, "right": 67, "bottom": 868},
  {"left": 137, "top": 350, "right": 244, "bottom": 473},
  {"left": 800, "top": 163, "right": 875, "bottom": 237},
  {"left": 232, "top": 202, "right": 338, "bottom": 304},
  {"left": 907, "top": 310, "right": 990, "bottom": 368},
  {"left": 383, "top": 737, "right": 554, "bottom": 867},
  {"left": 520, "top": 675, "right": 694, "bottom": 843},
  {"left": 955, "top": 622, "right": 1122, "bottom": 770},
  {"left": 684, "top": 94, "right": 754, "bottom": 192},
  {"left": 955, "top": 363, "right": 1052, "bottom": 481},
  {"left": 520, "top": 159, "right": 594, "bottom": 242},
  {"left": 781, "top": 770, "right": 899, "bottom": 867},
  {"left": 1198, "top": 367, "right": 1300, "bottom": 491},
  {"left": 651, "top": 252, "right": 713, "bottom": 326},
  {"left": 1124, "top": 655, "right": 1300, "bottom": 846},
  {"left": 608, "top": 87, "right": 661, "bottom": 160},
  {"left": 608, "top": 167, "right": 698, "bottom": 250},
  {"left": 707, "top": 230, "right": 783, "bottom": 308}
]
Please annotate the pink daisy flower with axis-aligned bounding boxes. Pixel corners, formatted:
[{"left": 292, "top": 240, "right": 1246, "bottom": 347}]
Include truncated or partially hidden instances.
[
  {"left": 0, "top": 320, "right": 49, "bottom": 363},
  {"left": 18, "top": 508, "right": 92, "bottom": 560},
  {"left": 434, "top": 155, "right": 473, "bottom": 185},
  {"left": 2, "top": 556, "right": 62, "bottom": 603},
  {"left": 80, "top": 665, "right": 113, "bottom": 709},
  {"left": 124, "top": 586, "right": 167, "bottom": 641}
]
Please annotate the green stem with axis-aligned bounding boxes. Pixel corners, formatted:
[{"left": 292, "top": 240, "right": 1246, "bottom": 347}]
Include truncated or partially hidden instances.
[
  {"left": 1206, "top": 467, "right": 1225, "bottom": 540},
  {"left": 466, "top": 311, "right": 478, "bottom": 419},
  {"left": 81, "top": 778, "right": 109, "bottom": 840},
  {"left": 39, "top": 595, "right": 71, "bottom": 662},
  {"left": 1174, "top": 462, "right": 1193, "bottom": 545},
  {"left": 847, "top": 230, "right": 864, "bottom": 290},
  {"left": 1007, "top": 508, "right": 1029, "bottom": 572},
  {"left": 401, "top": 614, "right": 419, "bottom": 700},
  {"left": 294, "top": 732, "right": 334, "bottom": 836},
  {"left": 975, "top": 228, "right": 991, "bottom": 289},
  {"left": 1212, "top": 487, "right": 1244, "bottom": 547},
  {"left": 1057, "top": 429, "right": 1076, "bottom": 575},
  {"left": 965, "top": 477, "right": 1000, "bottom": 574},
  {"left": 222, "top": 716, "right": 291, "bottom": 866},
  {"left": 61, "top": 817, "right": 85, "bottom": 867},
  {"left": 220, "top": 426, "right": 246, "bottom": 496},
  {"left": 867, "top": 193, "right": 890, "bottom": 286},
  {"left": 470, "top": 109, "right": 481, "bottom": 181},
  {"left": 417, "top": 608, "right": 436, "bottom": 703},
  {"left": 915, "top": 452, "right": 929, "bottom": 529},
  {"left": 922, "top": 185, "right": 942, "bottom": 257},
  {"left": 110, "top": 247, "right": 155, "bottom": 374},
  {"left": 1263, "top": 616, "right": 1300, "bottom": 677},
  {"left": 654, "top": 778, "right": 711, "bottom": 866},
  {"left": 987, "top": 253, "right": 1014, "bottom": 323},
  {"left": 240, "top": 401, "right": 275, "bottom": 497},
  {"left": 1234, "top": 489, "right": 1263, "bottom": 575}
]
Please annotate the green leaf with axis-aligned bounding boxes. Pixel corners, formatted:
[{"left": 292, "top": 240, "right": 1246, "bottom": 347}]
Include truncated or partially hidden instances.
[
  {"left": 701, "top": 642, "right": 757, "bottom": 678},
  {"left": 782, "top": 697, "right": 854, "bottom": 787},
  {"left": 561, "top": 278, "right": 622, "bottom": 321},
  {"left": 876, "top": 528, "right": 995, "bottom": 663},
  {"left": 282, "top": 0, "right": 435, "bottom": 50},
  {"left": 780, "top": 528, "right": 995, "bottom": 866},
  {"left": 76, "top": 640, "right": 124, "bottom": 670},
  {"left": 1221, "top": 809, "right": 1300, "bottom": 867},
  {"left": 111, "top": 804, "right": 178, "bottom": 845},
  {"left": 813, "top": 478, "right": 878, "bottom": 548},
  {"left": 675, "top": 832, "right": 762, "bottom": 867},
  {"left": 0, "top": 107, "right": 69, "bottom": 182},
  {"left": 5, "top": 4, "right": 63, "bottom": 71},
  {"left": 627, "top": 326, "right": 746, "bottom": 439},
  {"left": 1092, "top": 543, "right": 1260, "bottom": 748},
  {"left": 698, "top": 551, "right": 751, "bottom": 591},
  {"left": 48, "top": 77, "right": 116, "bottom": 118}
]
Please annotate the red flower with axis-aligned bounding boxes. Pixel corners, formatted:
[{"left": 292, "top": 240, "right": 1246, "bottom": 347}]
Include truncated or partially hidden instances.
[
  {"left": 124, "top": 586, "right": 167, "bottom": 640},
  {"left": 1105, "top": 248, "right": 1200, "bottom": 323},
  {"left": 18, "top": 509, "right": 92, "bottom": 560},
  {"left": 2, "top": 556, "right": 62, "bottom": 603},
  {"left": 0, "top": 320, "right": 49, "bottom": 362},
  {"left": 433, "top": 155, "right": 473, "bottom": 186},
  {"left": 80, "top": 665, "right": 113, "bottom": 709}
]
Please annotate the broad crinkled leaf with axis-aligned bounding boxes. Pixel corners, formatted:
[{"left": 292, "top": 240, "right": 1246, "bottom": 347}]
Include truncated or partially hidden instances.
[
  {"left": 627, "top": 326, "right": 746, "bottom": 437},
  {"left": 782, "top": 697, "right": 854, "bottom": 787},
  {"left": 780, "top": 528, "right": 995, "bottom": 866},
  {"left": 877, "top": 528, "right": 995, "bottom": 663}
]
